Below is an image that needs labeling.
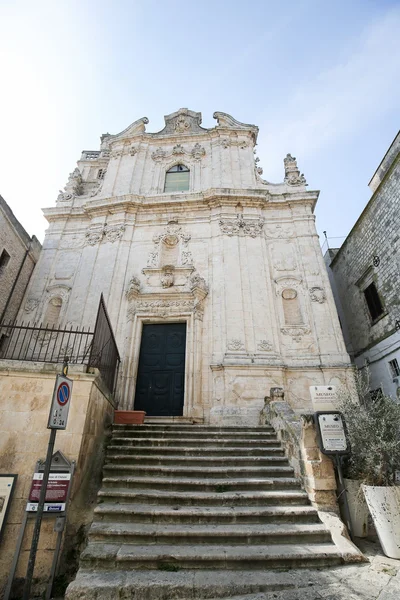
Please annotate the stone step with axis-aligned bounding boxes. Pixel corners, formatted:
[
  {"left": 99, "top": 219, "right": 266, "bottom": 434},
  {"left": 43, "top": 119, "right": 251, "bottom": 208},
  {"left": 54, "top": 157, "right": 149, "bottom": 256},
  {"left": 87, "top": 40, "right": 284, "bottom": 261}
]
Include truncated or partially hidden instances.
[
  {"left": 93, "top": 503, "right": 319, "bottom": 525},
  {"left": 102, "top": 464, "right": 294, "bottom": 478},
  {"left": 64, "top": 568, "right": 329, "bottom": 600},
  {"left": 98, "top": 486, "right": 310, "bottom": 508},
  {"left": 80, "top": 542, "right": 343, "bottom": 570},
  {"left": 110, "top": 437, "right": 280, "bottom": 447},
  {"left": 88, "top": 522, "right": 332, "bottom": 545},
  {"left": 111, "top": 430, "right": 278, "bottom": 440},
  {"left": 113, "top": 424, "right": 275, "bottom": 433},
  {"left": 107, "top": 443, "right": 285, "bottom": 456},
  {"left": 105, "top": 453, "right": 289, "bottom": 467},
  {"left": 101, "top": 475, "right": 301, "bottom": 492}
]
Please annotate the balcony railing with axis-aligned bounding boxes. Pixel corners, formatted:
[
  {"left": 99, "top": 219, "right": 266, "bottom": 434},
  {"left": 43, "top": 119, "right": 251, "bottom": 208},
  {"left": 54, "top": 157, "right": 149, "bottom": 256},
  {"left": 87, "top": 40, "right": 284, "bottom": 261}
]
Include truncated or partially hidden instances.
[{"left": 0, "top": 295, "right": 120, "bottom": 397}]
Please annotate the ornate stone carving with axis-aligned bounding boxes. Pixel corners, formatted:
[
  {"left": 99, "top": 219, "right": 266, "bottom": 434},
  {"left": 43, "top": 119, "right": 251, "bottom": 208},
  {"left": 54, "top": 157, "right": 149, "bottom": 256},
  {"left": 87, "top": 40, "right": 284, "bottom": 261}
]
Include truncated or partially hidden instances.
[
  {"left": 85, "top": 225, "right": 104, "bottom": 246},
  {"left": 219, "top": 214, "right": 264, "bottom": 238},
  {"left": 129, "top": 145, "right": 138, "bottom": 156},
  {"left": 57, "top": 167, "right": 83, "bottom": 202},
  {"left": 85, "top": 222, "right": 125, "bottom": 246},
  {"left": 25, "top": 298, "right": 40, "bottom": 313},
  {"left": 127, "top": 299, "right": 194, "bottom": 321},
  {"left": 126, "top": 276, "right": 141, "bottom": 296},
  {"left": 284, "top": 154, "right": 307, "bottom": 186},
  {"left": 151, "top": 147, "right": 167, "bottom": 161},
  {"left": 281, "top": 326, "right": 311, "bottom": 342},
  {"left": 104, "top": 223, "right": 125, "bottom": 243},
  {"left": 147, "top": 251, "right": 159, "bottom": 267},
  {"left": 110, "top": 148, "right": 123, "bottom": 159},
  {"left": 160, "top": 266, "right": 175, "bottom": 288},
  {"left": 227, "top": 339, "right": 245, "bottom": 351},
  {"left": 190, "top": 273, "right": 208, "bottom": 293},
  {"left": 257, "top": 340, "right": 273, "bottom": 351},
  {"left": 218, "top": 137, "right": 249, "bottom": 149},
  {"left": 154, "top": 223, "right": 191, "bottom": 247},
  {"left": 175, "top": 115, "right": 190, "bottom": 133},
  {"left": 191, "top": 143, "right": 206, "bottom": 160},
  {"left": 309, "top": 287, "right": 326, "bottom": 303},
  {"left": 172, "top": 144, "right": 185, "bottom": 155},
  {"left": 57, "top": 191, "right": 74, "bottom": 203},
  {"left": 151, "top": 143, "right": 205, "bottom": 163},
  {"left": 181, "top": 251, "right": 193, "bottom": 265},
  {"left": 265, "top": 223, "right": 294, "bottom": 239}
]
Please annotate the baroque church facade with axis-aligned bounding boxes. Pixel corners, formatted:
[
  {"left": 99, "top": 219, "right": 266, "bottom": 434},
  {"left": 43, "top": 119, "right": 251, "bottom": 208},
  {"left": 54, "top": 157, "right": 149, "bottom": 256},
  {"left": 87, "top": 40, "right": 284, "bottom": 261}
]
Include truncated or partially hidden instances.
[{"left": 22, "top": 108, "right": 352, "bottom": 423}]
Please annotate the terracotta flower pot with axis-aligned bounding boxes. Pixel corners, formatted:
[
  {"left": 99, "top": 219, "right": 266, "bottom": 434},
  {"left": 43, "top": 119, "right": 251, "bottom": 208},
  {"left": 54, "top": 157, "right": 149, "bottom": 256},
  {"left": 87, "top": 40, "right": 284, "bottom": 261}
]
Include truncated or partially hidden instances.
[{"left": 114, "top": 410, "right": 146, "bottom": 425}]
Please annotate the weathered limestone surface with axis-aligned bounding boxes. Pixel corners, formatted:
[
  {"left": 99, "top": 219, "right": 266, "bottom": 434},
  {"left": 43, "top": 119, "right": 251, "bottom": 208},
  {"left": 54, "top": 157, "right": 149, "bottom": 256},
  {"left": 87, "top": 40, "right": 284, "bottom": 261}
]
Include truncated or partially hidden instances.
[
  {"left": 327, "top": 132, "right": 400, "bottom": 399},
  {"left": 0, "top": 195, "right": 41, "bottom": 323},
  {"left": 18, "top": 108, "right": 352, "bottom": 422},
  {"left": 0, "top": 361, "right": 113, "bottom": 597}
]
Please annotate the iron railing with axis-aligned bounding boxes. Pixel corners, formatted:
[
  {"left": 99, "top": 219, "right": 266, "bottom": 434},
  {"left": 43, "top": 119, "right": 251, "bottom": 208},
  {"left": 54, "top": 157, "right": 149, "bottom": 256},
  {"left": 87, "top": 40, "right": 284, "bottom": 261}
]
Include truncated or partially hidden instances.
[
  {"left": 88, "top": 295, "right": 120, "bottom": 396},
  {"left": 0, "top": 295, "right": 120, "bottom": 396}
]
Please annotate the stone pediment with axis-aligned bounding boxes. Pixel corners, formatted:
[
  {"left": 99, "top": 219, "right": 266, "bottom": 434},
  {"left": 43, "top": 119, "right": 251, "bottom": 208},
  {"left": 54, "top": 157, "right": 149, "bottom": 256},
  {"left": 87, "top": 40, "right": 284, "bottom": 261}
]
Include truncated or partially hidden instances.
[
  {"left": 213, "top": 112, "right": 259, "bottom": 142},
  {"left": 105, "top": 117, "right": 149, "bottom": 144},
  {"left": 153, "top": 108, "right": 207, "bottom": 136}
]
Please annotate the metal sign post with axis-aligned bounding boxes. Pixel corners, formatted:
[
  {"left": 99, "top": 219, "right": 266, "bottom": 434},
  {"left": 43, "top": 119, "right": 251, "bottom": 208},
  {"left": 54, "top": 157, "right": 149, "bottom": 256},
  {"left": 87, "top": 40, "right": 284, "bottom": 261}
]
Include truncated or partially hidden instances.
[
  {"left": 4, "top": 453, "right": 74, "bottom": 600},
  {"left": 314, "top": 411, "right": 354, "bottom": 541},
  {"left": 22, "top": 361, "right": 72, "bottom": 600}
]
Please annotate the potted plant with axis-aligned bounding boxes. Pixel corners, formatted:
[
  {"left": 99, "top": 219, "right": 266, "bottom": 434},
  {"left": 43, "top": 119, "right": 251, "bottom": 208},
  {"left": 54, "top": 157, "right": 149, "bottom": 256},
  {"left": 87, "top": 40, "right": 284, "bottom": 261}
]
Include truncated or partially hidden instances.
[
  {"left": 338, "top": 370, "right": 400, "bottom": 557},
  {"left": 114, "top": 410, "right": 146, "bottom": 425}
]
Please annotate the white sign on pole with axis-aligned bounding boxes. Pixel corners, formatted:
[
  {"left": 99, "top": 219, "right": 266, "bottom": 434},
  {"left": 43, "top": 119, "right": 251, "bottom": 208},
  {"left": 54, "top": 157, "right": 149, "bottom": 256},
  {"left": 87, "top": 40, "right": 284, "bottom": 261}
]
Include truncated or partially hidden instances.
[
  {"left": 309, "top": 385, "right": 337, "bottom": 412},
  {"left": 317, "top": 413, "right": 347, "bottom": 452},
  {"left": 47, "top": 375, "right": 73, "bottom": 430}
]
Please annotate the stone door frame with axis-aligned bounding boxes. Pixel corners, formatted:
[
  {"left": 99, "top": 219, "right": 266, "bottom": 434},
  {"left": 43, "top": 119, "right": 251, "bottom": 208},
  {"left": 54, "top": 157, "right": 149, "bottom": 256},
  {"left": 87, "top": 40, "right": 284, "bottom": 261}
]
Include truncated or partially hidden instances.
[{"left": 121, "top": 310, "right": 203, "bottom": 418}]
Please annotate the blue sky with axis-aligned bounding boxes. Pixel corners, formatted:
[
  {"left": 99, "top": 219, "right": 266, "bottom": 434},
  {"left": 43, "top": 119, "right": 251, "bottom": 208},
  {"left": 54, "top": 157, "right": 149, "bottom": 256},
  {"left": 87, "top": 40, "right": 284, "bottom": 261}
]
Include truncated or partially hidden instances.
[{"left": 0, "top": 0, "right": 399, "bottom": 246}]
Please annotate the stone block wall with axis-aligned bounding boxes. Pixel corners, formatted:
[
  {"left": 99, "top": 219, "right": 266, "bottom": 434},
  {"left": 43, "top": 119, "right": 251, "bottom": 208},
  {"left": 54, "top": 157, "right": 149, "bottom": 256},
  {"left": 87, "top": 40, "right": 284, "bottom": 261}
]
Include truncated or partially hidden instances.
[
  {"left": 0, "top": 362, "right": 113, "bottom": 597},
  {"left": 330, "top": 157, "right": 400, "bottom": 357},
  {"left": 0, "top": 195, "right": 41, "bottom": 323}
]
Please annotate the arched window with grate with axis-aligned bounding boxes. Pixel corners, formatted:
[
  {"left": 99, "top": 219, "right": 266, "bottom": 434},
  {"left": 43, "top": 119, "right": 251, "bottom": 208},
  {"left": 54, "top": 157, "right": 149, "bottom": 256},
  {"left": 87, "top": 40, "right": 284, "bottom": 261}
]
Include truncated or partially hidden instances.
[{"left": 164, "top": 164, "right": 190, "bottom": 193}]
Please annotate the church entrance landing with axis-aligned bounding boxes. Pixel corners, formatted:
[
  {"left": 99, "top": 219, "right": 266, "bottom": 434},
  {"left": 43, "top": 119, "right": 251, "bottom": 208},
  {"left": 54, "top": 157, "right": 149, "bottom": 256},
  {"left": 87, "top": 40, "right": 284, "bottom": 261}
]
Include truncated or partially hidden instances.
[{"left": 134, "top": 323, "right": 186, "bottom": 416}]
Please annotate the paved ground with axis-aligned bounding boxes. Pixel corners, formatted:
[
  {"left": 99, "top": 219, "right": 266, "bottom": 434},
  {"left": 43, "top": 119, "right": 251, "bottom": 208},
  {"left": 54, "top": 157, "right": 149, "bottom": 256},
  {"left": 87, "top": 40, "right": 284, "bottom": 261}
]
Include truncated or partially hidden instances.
[
  {"left": 50, "top": 538, "right": 399, "bottom": 600},
  {"left": 210, "top": 538, "right": 400, "bottom": 600}
]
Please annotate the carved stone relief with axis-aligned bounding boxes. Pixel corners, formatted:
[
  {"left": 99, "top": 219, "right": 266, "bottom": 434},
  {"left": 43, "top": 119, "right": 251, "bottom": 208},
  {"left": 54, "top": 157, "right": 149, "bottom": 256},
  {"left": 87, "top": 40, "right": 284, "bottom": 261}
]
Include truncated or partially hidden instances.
[
  {"left": 85, "top": 223, "right": 125, "bottom": 246},
  {"left": 284, "top": 154, "right": 307, "bottom": 186},
  {"left": 265, "top": 223, "right": 294, "bottom": 239},
  {"left": 85, "top": 225, "right": 104, "bottom": 246},
  {"left": 24, "top": 298, "right": 40, "bottom": 313},
  {"left": 160, "top": 266, "right": 175, "bottom": 288},
  {"left": 257, "top": 340, "right": 273, "bottom": 351},
  {"left": 151, "top": 143, "right": 206, "bottom": 162},
  {"left": 227, "top": 339, "right": 245, "bottom": 351},
  {"left": 146, "top": 222, "right": 192, "bottom": 269},
  {"left": 309, "top": 287, "right": 326, "bottom": 303},
  {"left": 126, "top": 276, "right": 141, "bottom": 297},
  {"left": 57, "top": 167, "right": 83, "bottom": 203},
  {"left": 104, "top": 223, "right": 126, "bottom": 243},
  {"left": 219, "top": 214, "right": 264, "bottom": 238}
]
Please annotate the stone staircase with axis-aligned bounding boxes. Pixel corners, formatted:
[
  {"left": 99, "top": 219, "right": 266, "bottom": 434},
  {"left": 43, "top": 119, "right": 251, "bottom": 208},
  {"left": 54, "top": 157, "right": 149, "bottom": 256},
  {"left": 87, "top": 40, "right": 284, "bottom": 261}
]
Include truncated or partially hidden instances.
[{"left": 66, "top": 424, "right": 343, "bottom": 599}]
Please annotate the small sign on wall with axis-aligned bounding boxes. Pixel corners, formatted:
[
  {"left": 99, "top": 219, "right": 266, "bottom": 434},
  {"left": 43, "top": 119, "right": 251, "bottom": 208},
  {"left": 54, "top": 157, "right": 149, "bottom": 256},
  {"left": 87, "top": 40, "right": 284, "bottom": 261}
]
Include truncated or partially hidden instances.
[
  {"left": 309, "top": 385, "right": 337, "bottom": 412},
  {"left": 315, "top": 412, "right": 350, "bottom": 455},
  {"left": 26, "top": 472, "right": 71, "bottom": 513}
]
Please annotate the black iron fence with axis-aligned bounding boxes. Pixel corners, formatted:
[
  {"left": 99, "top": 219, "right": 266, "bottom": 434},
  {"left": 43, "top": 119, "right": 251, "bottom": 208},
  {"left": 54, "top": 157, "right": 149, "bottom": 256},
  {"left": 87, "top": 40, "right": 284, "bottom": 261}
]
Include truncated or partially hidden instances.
[
  {"left": 88, "top": 295, "right": 120, "bottom": 396},
  {"left": 0, "top": 295, "right": 120, "bottom": 396}
]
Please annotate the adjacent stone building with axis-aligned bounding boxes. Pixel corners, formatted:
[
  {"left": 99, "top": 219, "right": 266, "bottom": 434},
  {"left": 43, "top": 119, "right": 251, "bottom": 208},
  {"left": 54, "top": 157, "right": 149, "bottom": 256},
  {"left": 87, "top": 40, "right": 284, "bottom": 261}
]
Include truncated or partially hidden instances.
[
  {"left": 0, "top": 195, "right": 41, "bottom": 324},
  {"left": 18, "top": 108, "right": 352, "bottom": 422},
  {"left": 326, "top": 131, "right": 400, "bottom": 399}
]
